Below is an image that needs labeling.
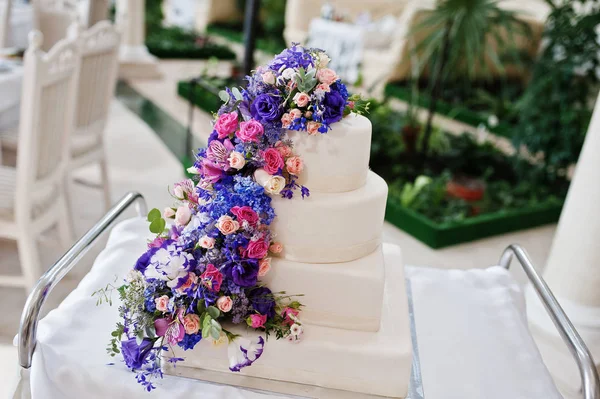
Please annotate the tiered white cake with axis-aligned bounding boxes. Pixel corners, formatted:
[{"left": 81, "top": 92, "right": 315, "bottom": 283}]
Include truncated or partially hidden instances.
[{"left": 164, "top": 114, "right": 413, "bottom": 398}]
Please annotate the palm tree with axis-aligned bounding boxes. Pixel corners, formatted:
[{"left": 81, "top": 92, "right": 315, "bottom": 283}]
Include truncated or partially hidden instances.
[{"left": 413, "top": 0, "right": 529, "bottom": 156}]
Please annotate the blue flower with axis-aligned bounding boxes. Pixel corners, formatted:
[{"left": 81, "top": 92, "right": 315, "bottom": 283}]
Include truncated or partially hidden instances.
[
  {"left": 322, "top": 91, "right": 346, "bottom": 124},
  {"left": 249, "top": 287, "right": 275, "bottom": 317},
  {"left": 122, "top": 338, "right": 154, "bottom": 370},
  {"left": 178, "top": 333, "right": 202, "bottom": 350},
  {"left": 251, "top": 94, "right": 283, "bottom": 123}
]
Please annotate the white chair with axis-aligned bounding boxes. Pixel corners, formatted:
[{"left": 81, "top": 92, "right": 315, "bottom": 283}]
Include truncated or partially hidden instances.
[
  {"left": 0, "top": 30, "right": 80, "bottom": 291},
  {"left": 67, "top": 21, "right": 120, "bottom": 212},
  {"left": 0, "top": 0, "right": 12, "bottom": 48}
]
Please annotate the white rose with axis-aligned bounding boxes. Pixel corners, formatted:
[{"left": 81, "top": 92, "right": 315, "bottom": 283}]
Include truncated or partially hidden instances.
[
  {"left": 175, "top": 205, "right": 192, "bottom": 226},
  {"left": 261, "top": 71, "right": 276, "bottom": 85},
  {"left": 228, "top": 151, "right": 246, "bottom": 170},
  {"left": 318, "top": 52, "right": 330, "bottom": 68},
  {"left": 282, "top": 68, "right": 296, "bottom": 80},
  {"left": 264, "top": 175, "right": 286, "bottom": 195}
]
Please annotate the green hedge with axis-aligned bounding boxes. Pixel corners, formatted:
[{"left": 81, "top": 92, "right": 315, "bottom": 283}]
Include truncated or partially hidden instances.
[
  {"left": 384, "top": 83, "right": 514, "bottom": 138},
  {"left": 177, "top": 80, "right": 227, "bottom": 114},
  {"left": 206, "top": 23, "right": 286, "bottom": 55},
  {"left": 146, "top": 27, "right": 236, "bottom": 60}
]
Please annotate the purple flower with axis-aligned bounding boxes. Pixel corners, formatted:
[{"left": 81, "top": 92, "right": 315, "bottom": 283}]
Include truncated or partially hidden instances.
[
  {"left": 322, "top": 91, "right": 346, "bottom": 124},
  {"left": 231, "top": 261, "right": 259, "bottom": 287},
  {"left": 251, "top": 94, "right": 283, "bottom": 123},
  {"left": 249, "top": 287, "right": 275, "bottom": 317},
  {"left": 228, "top": 336, "right": 265, "bottom": 372},
  {"left": 122, "top": 338, "right": 154, "bottom": 370},
  {"left": 134, "top": 247, "right": 159, "bottom": 273}
]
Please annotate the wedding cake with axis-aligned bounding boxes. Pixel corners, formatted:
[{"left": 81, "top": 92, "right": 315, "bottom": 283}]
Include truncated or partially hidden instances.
[{"left": 104, "top": 46, "right": 411, "bottom": 398}]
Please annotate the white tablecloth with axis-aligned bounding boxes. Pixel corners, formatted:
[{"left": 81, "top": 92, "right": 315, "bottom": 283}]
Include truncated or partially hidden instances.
[
  {"left": 0, "top": 64, "right": 22, "bottom": 130},
  {"left": 22, "top": 218, "right": 562, "bottom": 399}
]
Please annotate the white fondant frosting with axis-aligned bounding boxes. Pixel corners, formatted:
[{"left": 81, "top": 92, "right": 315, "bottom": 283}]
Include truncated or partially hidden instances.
[
  {"left": 263, "top": 246, "right": 385, "bottom": 332},
  {"left": 268, "top": 171, "right": 388, "bottom": 264},
  {"left": 164, "top": 244, "right": 412, "bottom": 399},
  {"left": 286, "top": 113, "right": 372, "bottom": 193}
]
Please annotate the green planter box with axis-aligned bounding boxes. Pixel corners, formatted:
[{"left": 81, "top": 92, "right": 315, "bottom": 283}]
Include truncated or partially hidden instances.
[
  {"left": 177, "top": 80, "right": 223, "bottom": 114},
  {"left": 385, "top": 196, "right": 563, "bottom": 249}
]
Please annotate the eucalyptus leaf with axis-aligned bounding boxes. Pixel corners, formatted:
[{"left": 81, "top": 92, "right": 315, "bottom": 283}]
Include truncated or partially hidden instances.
[
  {"left": 202, "top": 325, "right": 211, "bottom": 339},
  {"left": 197, "top": 300, "right": 206, "bottom": 315},
  {"left": 202, "top": 313, "right": 211, "bottom": 328},
  {"left": 207, "top": 306, "right": 220, "bottom": 319},
  {"left": 232, "top": 87, "right": 243, "bottom": 101},
  {"left": 218, "top": 90, "right": 229, "bottom": 103},
  {"left": 210, "top": 326, "right": 221, "bottom": 340},
  {"left": 147, "top": 208, "right": 161, "bottom": 222}
]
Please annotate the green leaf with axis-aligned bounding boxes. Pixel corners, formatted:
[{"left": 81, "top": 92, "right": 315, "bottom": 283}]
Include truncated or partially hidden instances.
[
  {"left": 197, "top": 300, "right": 206, "bottom": 315},
  {"left": 207, "top": 306, "right": 220, "bottom": 319},
  {"left": 218, "top": 90, "right": 229, "bottom": 103},
  {"left": 210, "top": 326, "right": 221, "bottom": 340},
  {"left": 202, "top": 325, "right": 211, "bottom": 339},
  {"left": 149, "top": 217, "right": 166, "bottom": 234},
  {"left": 147, "top": 208, "right": 161, "bottom": 222},
  {"left": 202, "top": 313, "right": 211, "bottom": 328},
  {"left": 232, "top": 87, "right": 243, "bottom": 101}
]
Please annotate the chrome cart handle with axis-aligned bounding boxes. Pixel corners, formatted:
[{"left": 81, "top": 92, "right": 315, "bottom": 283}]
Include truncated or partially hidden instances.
[
  {"left": 18, "top": 191, "right": 147, "bottom": 369},
  {"left": 499, "top": 244, "right": 600, "bottom": 399}
]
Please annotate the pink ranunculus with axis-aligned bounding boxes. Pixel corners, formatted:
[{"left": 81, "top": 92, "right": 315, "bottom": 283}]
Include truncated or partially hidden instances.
[
  {"left": 262, "top": 148, "right": 284, "bottom": 175},
  {"left": 247, "top": 314, "right": 267, "bottom": 329},
  {"left": 214, "top": 111, "right": 239, "bottom": 139},
  {"left": 216, "top": 296, "right": 233, "bottom": 313},
  {"left": 236, "top": 119, "right": 264, "bottom": 143},
  {"left": 306, "top": 121, "right": 321, "bottom": 136},
  {"left": 231, "top": 206, "right": 259, "bottom": 226},
  {"left": 155, "top": 295, "right": 170, "bottom": 312},
  {"left": 245, "top": 238, "right": 269, "bottom": 259},
  {"left": 317, "top": 68, "right": 338, "bottom": 85},
  {"left": 175, "top": 205, "right": 192, "bottom": 226},
  {"left": 216, "top": 215, "right": 239, "bottom": 235},
  {"left": 177, "top": 272, "right": 197, "bottom": 293},
  {"left": 289, "top": 108, "right": 302, "bottom": 121},
  {"left": 282, "top": 307, "right": 300, "bottom": 326},
  {"left": 258, "top": 257, "right": 271, "bottom": 277},
  {"left": 281, "top": 113, "right": 292, "bottom": 128},
  {"left": 285, "top": 156, "right": 304, "bottom": 176},
  {"left": 183, "top": 313, "right": 201, "bottom": 335},
  {"left": 199, "top": 235, "right": 215, "bottom": 249},
  {"left": 293, "top": 92, "right": 310, "bottom": 107},
  {"left": 201, "top": 264, "right": 223, "bottom": 292},
  {"left": 269, "top": 242, "right": 283, "bottom": 254}
]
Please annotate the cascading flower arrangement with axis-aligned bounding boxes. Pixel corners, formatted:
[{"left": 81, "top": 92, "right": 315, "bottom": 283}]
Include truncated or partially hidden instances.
[{"left": 96, "top": 45, "right": 368, "bottom": 392}]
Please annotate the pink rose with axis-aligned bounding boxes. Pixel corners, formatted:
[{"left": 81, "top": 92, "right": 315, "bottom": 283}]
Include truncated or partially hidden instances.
[
  {"left": 269, "top": 242, "right": 283, "bottom": 254},
  {"left": 155, "top": 295, "right": 170, "bottom": 312},
  {"left": 236, "top": 119, "right": 264, "bottom": 143},
  {"left": 258, "top": 257, "right": 271, "bottom": 277},
  {"left": 183, "top": 313, "right": 201, "bottom": 334},
  {"left": 175, "top": 205, "right": 192, "bottom": 226},
  {"left": 317, "top": 68, "right": 338, "bottom": 85},
  {"left": 306, "top": 121, "right": 321, "bottom": 136},
  {"left": 216, "top": 215, "right": 239, "bottom": 235},
  {"left": 262, "top": 148, "right": 284, "bottom": 175},
  {"left": 200, "top": 264, "right": 223, "bottom": 292},
  {"left": 293, "top": 92, "right": 310, "bottom": 107},
  {"left": 245, "top": 238, "right": 269, "bottom": 259},
  {"left": 199, "top": 235, "right": 215, "bottom": 249},
  {"left": 274, "top": 141, "right": 292, "bottom": 158},
  {"left": 281, "top": 113, "right": 292, "bottom": 128},
  {"left": 289, "top": 108, "right": 302, "bottom": 121},
  {"left": 231, "top": 206, "right": 259, "bottom": 226},
  {"left": 216, "top": 296, "right": 233, "bottom": 313},
  {"left": 228, "top": 151, "right": 245, "bottom": 170},
  {"left": 214, "top": 112, "right": 239, "bottom": 139},
  {"left": 247, "top": 314, "right": 267, "bottom": 329},
  {"left": 285, "top": 156, "right": 304, "bottom": 176},
  {"left": 282, "top": 307, "right": 300, "bottom": 326},
  {"left": 177, "top": 272, "right": 197, "bottom": 293},
  {"left": 316, "top": 82, "right": 331, "bottom": 93}
]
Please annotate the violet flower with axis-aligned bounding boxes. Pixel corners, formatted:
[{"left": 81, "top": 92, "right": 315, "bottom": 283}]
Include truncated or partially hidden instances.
[
  {"left": 122, "top": 338, "right": 154, "bottom": 370},
  {"left": 228, "top": 336, "right": 265, "bottom": 372}
]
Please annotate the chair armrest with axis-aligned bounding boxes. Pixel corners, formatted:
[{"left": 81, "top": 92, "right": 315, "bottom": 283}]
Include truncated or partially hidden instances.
[
  {"left": 18, "top": 191, "right": 147, "bottom": 369},
  {"left": 499, "top": 244, "right": 600, "bottom": 399}
]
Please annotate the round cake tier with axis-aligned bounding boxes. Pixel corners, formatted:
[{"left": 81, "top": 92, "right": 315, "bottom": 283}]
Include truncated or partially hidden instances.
[
  {"left": 270, "top": 171, "right": 388, "bottom": 264},
  {"left": 286, "top": 113, "right": 372, "bottom": 193},
  {"left": 263, "top": 245, "right": 385, "bottom": 332}
]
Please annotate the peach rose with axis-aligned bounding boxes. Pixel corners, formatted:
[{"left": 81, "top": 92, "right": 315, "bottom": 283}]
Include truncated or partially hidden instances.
[
  {"left": 262, "top": 71, "right": 275, "bottom": 85},
  {"left": 216, "top": 215, "right": 239, "bottom": 235},
  {"left": 163, "top": 207, "right": 175, "bottom": 219},
  {"left": 293, "top": 92, "right": 310, "bottom": 107},
  {"left": 307, "top": 121, "right": 321, "bottom": 136},
  {"left": 183, "top": 313, "right": 201, "bottom": 335},
  {"left": 216, "top": 296, "right": 233, "bottom": 313},
  {"left": 317, "top": 68, "right": 338, "bottom": 85},
  {"left": 275, "top": 141, "right": 293, "bottom": 158},
  {"left": 155, "top": 295, "right": 170, "bottom": 312},
  {"left": 289, "top": 108, "right": 302, "bottom": 121},
  {"left": 316, "top": 82, "right": 330, "bottom": 93},
  {"left": 175, "top": 205, "right": 192, "bottom": 226},
  {"left": 228, "top": 151, "right": 246, "bottom": 170},
  {"left": 285, "top": 156, "right": 304, "bottom": 176},
  {"left": 269, "top": 242, "right": 283, "bottom": 254},
  {"left": 199, "top": 235, "right": 215, "bottom": 249},
  {"left": 258, "top": 257, "right": 271, "bottom": 277},
  {"left": 281, "top": 113, "right": 292, "bottom": 128}
]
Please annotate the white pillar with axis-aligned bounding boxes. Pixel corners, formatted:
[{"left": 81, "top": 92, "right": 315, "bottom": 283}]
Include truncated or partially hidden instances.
[
  {"left": 526, "top": 92, "right": 600, "bottom": 398},
  {"left": 117, "top": 0, "right": 161, "bottom": 79}
]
